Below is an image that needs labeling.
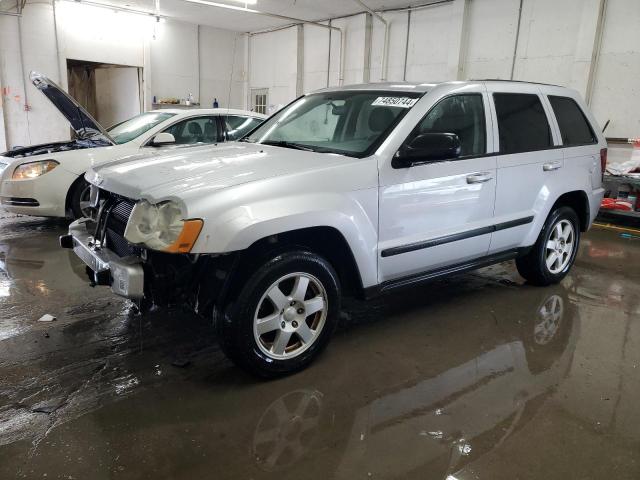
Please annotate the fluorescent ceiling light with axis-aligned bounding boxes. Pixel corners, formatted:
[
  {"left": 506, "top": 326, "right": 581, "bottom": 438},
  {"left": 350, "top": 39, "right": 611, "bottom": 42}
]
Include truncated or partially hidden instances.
[{"left": 184, "top": 0, "right": 258, "bottom": 11}]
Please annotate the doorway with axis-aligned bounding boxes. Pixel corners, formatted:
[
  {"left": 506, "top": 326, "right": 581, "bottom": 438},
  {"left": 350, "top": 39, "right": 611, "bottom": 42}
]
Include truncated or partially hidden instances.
[{"left": 66, "top": 60, "right": 142, "bottom": 129}]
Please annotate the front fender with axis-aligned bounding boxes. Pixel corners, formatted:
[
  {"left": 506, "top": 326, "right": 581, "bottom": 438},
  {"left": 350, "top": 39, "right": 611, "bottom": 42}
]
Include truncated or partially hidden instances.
[{"left": 191, "top": 189, "right": 379, "bottom": 288}]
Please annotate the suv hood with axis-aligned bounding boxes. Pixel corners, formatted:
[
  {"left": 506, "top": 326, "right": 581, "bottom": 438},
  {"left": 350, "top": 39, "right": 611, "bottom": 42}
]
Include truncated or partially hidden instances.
[
  {"left": 87, "top": 142, "right": 353, "bottom": 201},
  {"left": 30, "top": 71, "right": 115, "bottom": 145}
]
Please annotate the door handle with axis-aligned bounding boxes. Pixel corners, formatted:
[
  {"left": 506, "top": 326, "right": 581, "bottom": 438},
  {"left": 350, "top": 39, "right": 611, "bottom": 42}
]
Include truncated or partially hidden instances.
[
  {"left": 543, "top": 161, "right": 562, "bottom": 171},
  {"left": 466, "top": 172, "right": 493, "bottom": 184}
]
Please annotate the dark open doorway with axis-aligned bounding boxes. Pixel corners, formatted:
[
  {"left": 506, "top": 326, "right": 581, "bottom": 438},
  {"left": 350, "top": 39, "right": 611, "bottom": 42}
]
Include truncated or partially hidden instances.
[{"left": 66, "top": 59, "right": 142, "bottom": 128}]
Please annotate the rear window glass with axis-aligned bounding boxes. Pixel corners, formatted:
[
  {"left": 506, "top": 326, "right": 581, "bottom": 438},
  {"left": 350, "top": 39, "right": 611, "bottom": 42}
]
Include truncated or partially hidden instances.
[
  {"left": 548, "top": 96, "right": 596, "bottom": 146},
  {"left": 493, "top": 93, "right": 552, "bottom": 154}
]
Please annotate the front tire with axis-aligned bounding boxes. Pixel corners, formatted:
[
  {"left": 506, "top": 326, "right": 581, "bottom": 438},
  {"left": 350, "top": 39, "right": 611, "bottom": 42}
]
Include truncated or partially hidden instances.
[
  {"left": 69, "top": 177, "right": 92, "bottom": 219},
  {"left": 516, "top": 206, "right": 580, "bottom": 286},
  {"left": 218, "top": 250, "right": 341, "bottom": 378}
]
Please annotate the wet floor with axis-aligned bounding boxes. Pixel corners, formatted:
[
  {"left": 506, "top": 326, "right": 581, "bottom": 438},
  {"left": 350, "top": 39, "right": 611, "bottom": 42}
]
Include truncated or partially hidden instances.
[{"left": 0, "top": 209, "right": 639, "bottom": 480}]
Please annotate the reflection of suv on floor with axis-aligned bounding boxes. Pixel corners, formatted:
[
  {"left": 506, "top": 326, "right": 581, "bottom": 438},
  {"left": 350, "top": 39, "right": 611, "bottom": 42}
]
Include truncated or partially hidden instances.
[{"left": 61, "top": 80, "right": 606, "bottom": 377}]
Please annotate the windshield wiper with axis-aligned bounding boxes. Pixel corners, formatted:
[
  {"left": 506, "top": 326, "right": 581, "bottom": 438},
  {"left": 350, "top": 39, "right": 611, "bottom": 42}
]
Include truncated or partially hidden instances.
[{"left": 260, "top": 140, "right": 316, "bottom": 152}]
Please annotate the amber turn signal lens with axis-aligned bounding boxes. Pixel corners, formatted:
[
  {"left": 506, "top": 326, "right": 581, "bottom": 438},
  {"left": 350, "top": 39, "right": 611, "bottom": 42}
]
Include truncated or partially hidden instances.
[{"left": 164, "top": 219, "right": 203, "bottom": 253}]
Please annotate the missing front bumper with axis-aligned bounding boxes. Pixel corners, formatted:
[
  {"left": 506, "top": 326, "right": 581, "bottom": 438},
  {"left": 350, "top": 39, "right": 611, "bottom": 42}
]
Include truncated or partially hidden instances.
[{"left": 60, "top": 219, "right": 145, "bottom": 299}]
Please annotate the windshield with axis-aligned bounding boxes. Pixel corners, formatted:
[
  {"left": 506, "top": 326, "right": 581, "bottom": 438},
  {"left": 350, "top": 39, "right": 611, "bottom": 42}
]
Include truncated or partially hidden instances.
[
  {"left": 107, "top": 112, "right": 176, "bottom": 144},
  {"left": 243, "top": 90, "right": 423, "bottom": 157}
]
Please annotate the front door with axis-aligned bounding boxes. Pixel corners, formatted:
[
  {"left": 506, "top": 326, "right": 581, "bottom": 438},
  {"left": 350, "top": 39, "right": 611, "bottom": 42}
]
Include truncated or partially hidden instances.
[{"left": 378, "top": 88, "right": 497, "bottom": 283}]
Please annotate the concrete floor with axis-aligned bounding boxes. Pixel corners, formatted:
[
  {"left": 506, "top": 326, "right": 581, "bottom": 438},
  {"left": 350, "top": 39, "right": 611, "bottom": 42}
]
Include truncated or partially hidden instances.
[{"left": 0, "top": 210, "right": 639, "bottom": 480}]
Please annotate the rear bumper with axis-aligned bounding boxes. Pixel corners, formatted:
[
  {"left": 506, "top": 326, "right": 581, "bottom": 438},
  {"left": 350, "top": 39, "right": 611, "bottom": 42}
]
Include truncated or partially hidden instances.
[
  {"left": 588, "top": 187, "right": 605, "bottom": 228},
  {"left": 61, "top": 219, "right": 144, "bottom": 299}
]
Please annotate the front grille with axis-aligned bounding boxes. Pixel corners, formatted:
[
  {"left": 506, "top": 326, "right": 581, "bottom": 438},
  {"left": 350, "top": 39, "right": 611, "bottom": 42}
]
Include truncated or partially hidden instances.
[
  {"left": 106, "top": 227, "right": 139, "bottom": 257},
  {"left": 96, "top": 191, "right": 140, "bottom": 258}
]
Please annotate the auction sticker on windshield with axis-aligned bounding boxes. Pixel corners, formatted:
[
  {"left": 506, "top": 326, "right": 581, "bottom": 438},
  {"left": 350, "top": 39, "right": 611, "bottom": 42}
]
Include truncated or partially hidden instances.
[{"left": 372, "top": 97, "right": 419, "bottom": 108}]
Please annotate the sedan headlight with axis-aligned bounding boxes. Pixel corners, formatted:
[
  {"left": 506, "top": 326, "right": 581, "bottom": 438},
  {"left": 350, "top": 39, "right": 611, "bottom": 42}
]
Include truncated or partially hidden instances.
[
  {"left": 12, "top": 160, "right": 59, "bottom": 180},
  {"left": 124, "top": 200, "right": 203, "bottom": 253}
]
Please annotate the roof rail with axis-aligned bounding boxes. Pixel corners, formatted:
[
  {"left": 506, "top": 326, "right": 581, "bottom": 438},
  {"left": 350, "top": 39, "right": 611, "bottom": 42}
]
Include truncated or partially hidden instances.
[{"left": 472, "top": 79, "right": 562, "bottom": 88}]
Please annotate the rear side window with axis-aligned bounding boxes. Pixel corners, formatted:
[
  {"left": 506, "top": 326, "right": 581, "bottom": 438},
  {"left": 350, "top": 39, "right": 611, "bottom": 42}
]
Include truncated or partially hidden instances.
[
  {"left": 548, "top": 96, "right": 596, "bottom": 146},
  {"left": 225, "top": 115, "right": 263, "bottom": 141},
  {"left": 493, "top": 93, "right": 552, "bottom": 154}
]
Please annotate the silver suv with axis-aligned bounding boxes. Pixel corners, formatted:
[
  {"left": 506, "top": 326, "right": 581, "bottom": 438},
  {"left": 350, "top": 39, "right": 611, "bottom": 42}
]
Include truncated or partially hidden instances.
[{"left": 61, "top": 80, "right": 606, "bottom": 377}]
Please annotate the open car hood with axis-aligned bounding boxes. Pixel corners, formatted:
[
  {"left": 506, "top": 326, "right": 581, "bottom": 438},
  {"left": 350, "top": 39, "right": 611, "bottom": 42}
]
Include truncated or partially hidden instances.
[{"left": 30, "top": 71, "right": 115, "bottom": 145}]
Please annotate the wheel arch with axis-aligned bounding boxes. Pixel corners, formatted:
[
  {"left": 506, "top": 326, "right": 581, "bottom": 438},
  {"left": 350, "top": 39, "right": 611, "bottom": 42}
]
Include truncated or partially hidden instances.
[
  {"left": 222, "top": 226, "right": 366, "bottom": 308},
  {"left": 549, "top": 190, "right": 590, "bottom": 232},
  {"left": 64, "top": 173, "right": 87, "bottom": 218}
]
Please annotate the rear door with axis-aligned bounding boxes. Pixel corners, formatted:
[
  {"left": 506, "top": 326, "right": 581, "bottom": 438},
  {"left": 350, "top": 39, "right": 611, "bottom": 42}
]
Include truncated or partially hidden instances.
[
  {"left": 487, "top": 84, "right": 562, "bottom": 253},
  {"left": 378, "top": 86, "right": 497, "bottom": 282},
  {"left": 546, "top": 93, "right": 600, "bottom": 191}
]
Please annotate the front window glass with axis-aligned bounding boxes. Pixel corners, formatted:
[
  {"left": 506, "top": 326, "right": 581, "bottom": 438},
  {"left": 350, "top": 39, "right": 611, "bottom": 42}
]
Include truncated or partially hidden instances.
[
  {"left": 411, "top": 94, "right": 486, "bottom": 157},
  {"left": 244, "top": 91, "right": 423, "bottom": 157},
  {"left": 163, "top": 116, "right": 219, "bottom": 144},
  {"left": 108, "top": 112, "right": 175, "bottom": 144}
]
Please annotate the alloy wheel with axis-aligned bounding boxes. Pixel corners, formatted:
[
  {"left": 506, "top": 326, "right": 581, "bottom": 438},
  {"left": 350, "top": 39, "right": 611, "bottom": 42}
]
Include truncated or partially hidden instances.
[
  {"left": 253, "top": 272, "right": 328, "bottom": 360},
  {"left": 545, "top": 219, "right": 575, "bottom": 274}
]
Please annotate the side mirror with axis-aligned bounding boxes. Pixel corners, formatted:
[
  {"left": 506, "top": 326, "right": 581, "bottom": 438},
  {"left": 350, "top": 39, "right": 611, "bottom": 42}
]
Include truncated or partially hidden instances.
[
  {"left": 393, "top": 132, "right": 461, "bottom": 168},
  {"left": 150, "top": 132, "right": 176, "bottom": 146}
]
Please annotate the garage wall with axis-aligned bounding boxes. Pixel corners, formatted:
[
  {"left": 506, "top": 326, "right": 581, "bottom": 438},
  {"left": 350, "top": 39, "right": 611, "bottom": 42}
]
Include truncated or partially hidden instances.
[
  {"left": 247, "top": 0, "right": 639, "bottom": 139},
  {"left": 589, "top": 0, "right": 640, "bottom": 139},
  {"left": 0, "top": 1, "right": 246, "bottom": 151},
  {"left": 0, "top": 2, "right": 67, "bottom": 150},
  {"left": 249, "top": 26, "right": 298, "bottom": 112}
]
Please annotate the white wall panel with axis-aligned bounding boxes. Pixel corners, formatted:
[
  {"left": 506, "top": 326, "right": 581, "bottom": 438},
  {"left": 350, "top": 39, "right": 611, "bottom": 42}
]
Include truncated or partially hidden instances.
[
  {"left": 56, "top": 2, "right": 147, "bottom": 67},
  {"left": 512, "top": 0, "right": 583, "bottom": 85},
  {"left": 150, "top": 21, "right": 199, "bottom": 103},
  {"left": 404, "top": 4, "right": 454, "bottom": 82},
  {"left": 370, "top": 10, "right": 409, "bottom": 82},
  {"left": 250, "top": 27, "right": 298, "bottom": 110},
  {"left": 463, "top": 0, "right": 519, "bottom": 80},
  {"left": 0, "top": 3, "right": 67, "bottom": 148},
  {"left": 328, "top": 14, "right": 367, "bottom": 86},
  {"left": 590, "top": 0, "right": 640, "bottom": 138},
  {"left": 303, "top": 24, "right": 330, "bottom": 93},
  {"left": 199, "top": 27, "right": 246, "bottom": 109}
]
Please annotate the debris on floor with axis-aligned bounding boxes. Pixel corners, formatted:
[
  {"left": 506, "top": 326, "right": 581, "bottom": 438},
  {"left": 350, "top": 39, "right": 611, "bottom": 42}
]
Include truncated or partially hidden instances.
[{"left": 37, "top": 314, "right": 56, "bottom": 322}]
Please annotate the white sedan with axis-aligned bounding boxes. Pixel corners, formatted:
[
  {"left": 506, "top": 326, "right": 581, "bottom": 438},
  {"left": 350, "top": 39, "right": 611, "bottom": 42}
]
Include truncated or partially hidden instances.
[{"left": 0, "top": 71, "right": 265, "bottom": 219}]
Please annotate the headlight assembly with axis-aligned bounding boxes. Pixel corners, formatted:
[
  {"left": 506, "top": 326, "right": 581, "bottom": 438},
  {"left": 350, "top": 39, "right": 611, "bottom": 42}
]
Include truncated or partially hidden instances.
[
  {"left": 124, "top": 200, "right": 203, "bottom": 253},
  {"left": 12, "top": 160, "right": 59, "bottom": 180}
]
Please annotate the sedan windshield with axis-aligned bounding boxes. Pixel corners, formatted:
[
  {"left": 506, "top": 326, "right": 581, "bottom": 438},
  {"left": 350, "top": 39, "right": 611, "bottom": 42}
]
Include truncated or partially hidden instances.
[
  {"left": 107, "top": 112, "right": 175, "bottom": 144},
  {"left": 243, "top": 91, "right": 423, "bottom": 157}
]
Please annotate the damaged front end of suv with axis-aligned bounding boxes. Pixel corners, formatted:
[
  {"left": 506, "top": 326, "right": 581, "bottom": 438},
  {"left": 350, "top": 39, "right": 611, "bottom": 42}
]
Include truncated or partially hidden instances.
[{"left": 60, "top": 182, "right": 238, "bottom": 316}]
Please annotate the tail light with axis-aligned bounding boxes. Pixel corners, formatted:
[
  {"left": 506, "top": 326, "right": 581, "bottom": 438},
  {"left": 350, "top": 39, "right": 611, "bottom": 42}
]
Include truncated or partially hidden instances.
[{"left": 600, "top": 148, "right": 607, "bottom": 180}]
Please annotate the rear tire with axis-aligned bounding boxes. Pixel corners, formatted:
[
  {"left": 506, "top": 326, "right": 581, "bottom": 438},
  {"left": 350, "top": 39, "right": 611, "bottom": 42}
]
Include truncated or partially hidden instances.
[
  {"left": 516, "top": 206, "right": 580, "bottom": 286},
  {"left": 218, "top": 250, "right": 340, "bottom": 378},
  {"left": 69, "top": 177, "right": 92, "bottom": 219}
]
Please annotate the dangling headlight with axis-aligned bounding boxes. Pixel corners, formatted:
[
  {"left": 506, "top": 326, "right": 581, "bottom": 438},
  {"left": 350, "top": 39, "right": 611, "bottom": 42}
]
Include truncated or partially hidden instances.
[{"left": 124, "top": 200, "right": 203, "bottom": 253}]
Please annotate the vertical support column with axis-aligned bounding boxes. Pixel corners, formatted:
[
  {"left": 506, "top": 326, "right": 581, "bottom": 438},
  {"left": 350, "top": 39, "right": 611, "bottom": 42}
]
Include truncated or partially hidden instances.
[
  {"left": 403, "top": 9, "right": 411, "bottom": 81},
  {"left": 244, "top": 33, "right": 251, "bottom": 110},
  {"left": 446, "top": 0, "right": 470, "bottom": 80},
  {"left": 0, "top": 59, "right": 6, "bottom": 151},
  {"left": 568, "top": 0, "right": 607, "bottom": 99},
  {"left": 296, "top": 24, "right": 304, "bottom": 96},
  {"left": 363, "top": 13, "right": 372, "bottom": 83}
]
